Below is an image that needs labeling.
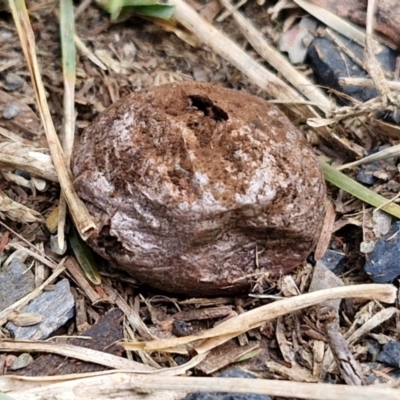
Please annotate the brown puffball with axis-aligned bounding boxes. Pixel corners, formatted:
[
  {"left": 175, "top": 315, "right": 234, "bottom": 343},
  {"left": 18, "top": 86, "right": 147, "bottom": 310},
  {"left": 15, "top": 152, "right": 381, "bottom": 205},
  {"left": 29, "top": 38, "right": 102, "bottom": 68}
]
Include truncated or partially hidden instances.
[{"left": 72, "top": 82, "right": 326, "bottom": 296}]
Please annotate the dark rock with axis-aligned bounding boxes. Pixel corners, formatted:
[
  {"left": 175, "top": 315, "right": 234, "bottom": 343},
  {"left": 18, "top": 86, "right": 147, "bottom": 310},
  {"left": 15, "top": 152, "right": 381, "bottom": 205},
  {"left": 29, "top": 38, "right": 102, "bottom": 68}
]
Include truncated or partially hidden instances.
[
  {"left": 321, "top": 250, "right": 346, "bottom": 275},
  {"left": 364, "top": 340, "right": 380, "bottom": 362},
  {"left": 308, "top": 34, "right": 397, "bottom": 103},
  {"left": 183, "top": 369, "right": 271, "bottom": 400},
  {"left": 363, "top": 361, "right": 400, "bottom": 385},
  {"left": 377, "top": 342, "right": 400, "bottom": 368},
  {"left": 356, "top": 145, "right": 395, "bottom": 186},
  {"left": 174, "top": 355, "right": 190, "bottom": 366},
  {"left": 0, "top": 257, "right": 35, "bottom": 311},
  {"left": 14, "top": 169, "right": 31, "bottom": 180},
  {"left": 356, "top": 167, "right": 379, "bottom": 185},
  {"left": 172, "top": 320, "right": 193, "bottom": 337},
  {"left": 6, "top": 279, "right": 75, "bottom": 340},
  {"left": 364, "top": 222, "right": 400, "bottom": 283}
]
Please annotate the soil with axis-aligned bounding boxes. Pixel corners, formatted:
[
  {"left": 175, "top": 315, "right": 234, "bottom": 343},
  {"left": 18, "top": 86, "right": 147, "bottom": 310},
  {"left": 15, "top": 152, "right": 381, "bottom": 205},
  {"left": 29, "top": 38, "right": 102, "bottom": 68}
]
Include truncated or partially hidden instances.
[{"left": 0, "top": 0, "right": 399, "bottom": 398}]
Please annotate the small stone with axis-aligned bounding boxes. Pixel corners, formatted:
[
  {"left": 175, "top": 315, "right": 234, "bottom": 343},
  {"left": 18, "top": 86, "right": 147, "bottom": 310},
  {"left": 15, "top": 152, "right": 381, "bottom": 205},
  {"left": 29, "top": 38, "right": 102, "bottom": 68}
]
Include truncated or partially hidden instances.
[
  {"left": 183, "top": 369, "right": 271, "bottom": 400},
  {"left": 0, "top": 257, "right": 35, "bottom": 311},
  {"left": 364, "top": 222, "right": 400, "bottom": 282},
  {"left": 6, "top": 279, "right": 75, "bottom": 340},
  {"left": 2, "top": 102, "right": 21, "bottom": 119},
  {"left": 360, "top": 241, "right": 376, "bottom": 254},
  {"left": 4, "top": 72, "right": 25, "bottom": 91},
  {"left": 50, "top": 234, "right": 67, "bottom": 255},
  {"left": 172, "top": 320, "right": 193, "bottom": 337},
  {"left": 192, "top": 67, "right": 209, "bottom": 82},
  {"left": 279, "top": 17, "right": 317, "bottom": 64},
  {"left": 320, "top": 250, "right": 347, "bottom": 275},
  {"left": 372, "top": 210, "right": 392, "bottom": 237},
  {"left": 309, "top": 260, "right": 344, "bottom": 312},
  {"left": 0, "top": 29, "right": 13, "bottom": 42},
  {"left": 9, "top": 353, "right": 34, "bottom": 371},
  {"left": 377, "top": 342, "right": 400, "bottom": 368}
]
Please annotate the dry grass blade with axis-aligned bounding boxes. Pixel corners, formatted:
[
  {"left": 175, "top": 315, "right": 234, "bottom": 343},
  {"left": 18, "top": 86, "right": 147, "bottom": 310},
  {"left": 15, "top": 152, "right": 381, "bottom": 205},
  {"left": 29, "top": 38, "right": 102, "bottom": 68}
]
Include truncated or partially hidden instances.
[
  {"left": 338, "top": 143, "right": 400, "bottom": 170},
  {"left": 8, "top": 0, "right": 96, "bottom": 240},
  {"left": 0, "top": 126, "right": 29, "bottom": 144},
  {"left": 346, "top": 307, "right": 398, "bottom": 345},
  {"left": 64, "top": 257, "right": 105, "bottom": 304},
  {"left": 102, "top": 284, "right": 156, "bottom": 340},
  {"left": 364, "top": 0, "right": 393, "bottom": 106},
  {"left": 2, "top": 372, "right": 400, "bottom": 400},
  {"left": 314, "top": 200, "right": 336, "bottom": 260},
  {"left": 339, "top": 77, "right": 400, "bottom": 90},
  {"left": 8, "top": 312, "right": 43, "bottom": 327},
  {"left": 0, "top": 141, "right": 58, "bottom": 182},
  {"left": 219, "top": 0, "right": 332, "bottom": 113},
  {"left": 0, "top": 190, "right": 42, "bottom": 223},
  {"left": 8, "top": 242, "right": 59, "bottom": 270},
  {"left": 74, "top": 35, "right": 107, "bottom": 70},
  {"left": 0, "top": 340, "right": 155, "bottom": 372},
  {"left": 170, "top": 0, "right": 311, "bottom": 117},
  {"left": 0, "top": 339, "right": 206, "bottom": 376},
  {"left": 121, "top": 284, "right": 396, "bottom": 352}
]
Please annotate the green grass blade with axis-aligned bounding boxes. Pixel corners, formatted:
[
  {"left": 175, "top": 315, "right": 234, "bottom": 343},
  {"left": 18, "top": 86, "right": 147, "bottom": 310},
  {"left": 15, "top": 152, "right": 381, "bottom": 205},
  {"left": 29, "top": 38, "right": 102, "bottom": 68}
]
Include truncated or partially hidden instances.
[
  {"left": 128, "top": 5, "right": 175, "bottom": 19},
  {"left": 68, "top": 225, "right": 102, "bottom": 285},
  {"left": 59, "top": 0, "right": 76, "bottom": 162},
  {"left": 320, "top": 161, "right": 400, "bottom": 219},
  {"left": 59, "top": 0, "right": 77, "bottom": 249},
  {"left": 95, "top": 0, "right": 175, "bottom": 20},
  {"left": 118, "top": 0, "right": 168, "bottom": 6}
]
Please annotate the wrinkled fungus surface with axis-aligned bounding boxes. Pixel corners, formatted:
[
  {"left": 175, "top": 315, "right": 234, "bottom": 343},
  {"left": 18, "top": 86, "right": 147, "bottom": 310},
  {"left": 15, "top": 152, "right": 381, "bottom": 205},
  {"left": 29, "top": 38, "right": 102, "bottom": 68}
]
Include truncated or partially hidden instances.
[{"left": 72, "top": 82, "right": 326, "bottom": 295}]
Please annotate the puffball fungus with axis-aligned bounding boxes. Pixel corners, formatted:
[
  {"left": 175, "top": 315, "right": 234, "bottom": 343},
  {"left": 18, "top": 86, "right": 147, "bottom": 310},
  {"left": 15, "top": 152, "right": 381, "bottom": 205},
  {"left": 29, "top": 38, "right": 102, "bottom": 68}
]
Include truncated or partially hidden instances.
[{"left": 72, "top": 82, "right": 326, "bottom": 296}]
